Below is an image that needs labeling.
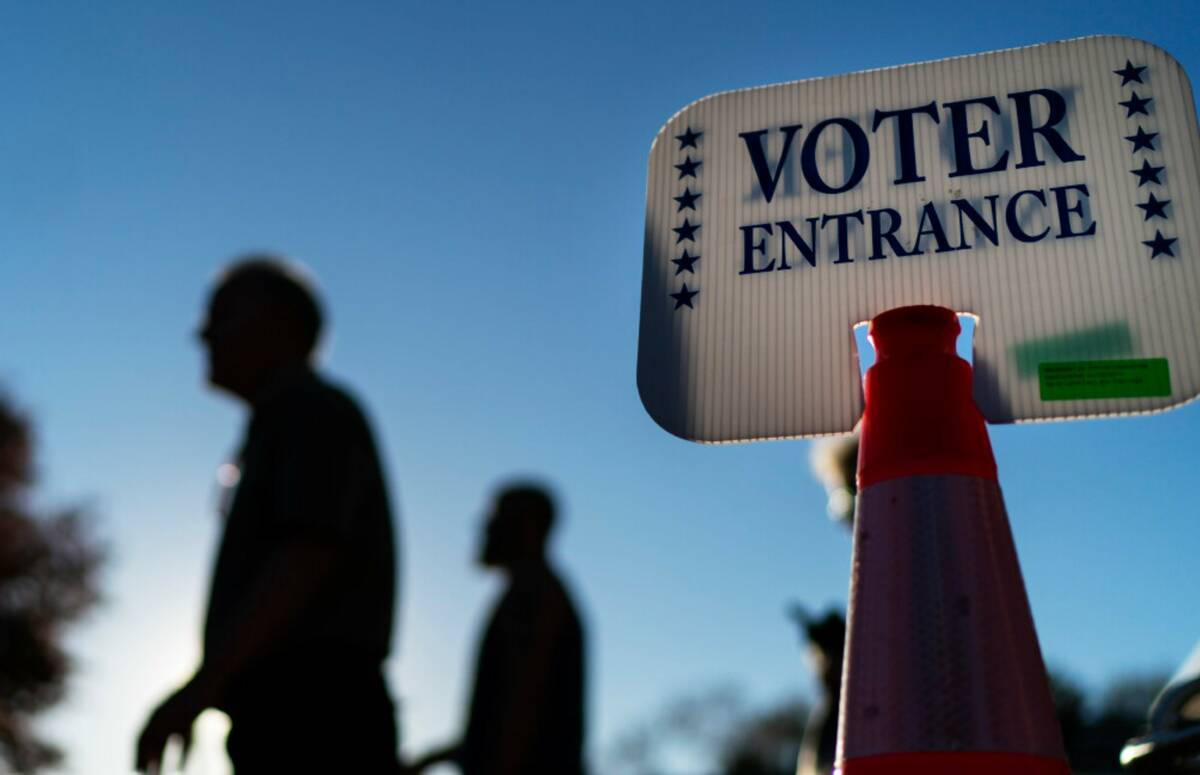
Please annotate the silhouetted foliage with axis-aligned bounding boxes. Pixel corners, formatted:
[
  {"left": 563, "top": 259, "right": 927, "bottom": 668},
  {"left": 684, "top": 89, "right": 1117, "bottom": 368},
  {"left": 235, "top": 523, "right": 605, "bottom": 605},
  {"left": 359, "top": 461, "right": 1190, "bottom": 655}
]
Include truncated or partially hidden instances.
[
  {"left": 606, "top": 684, "right": 746, "bottom": 775},
  {"left": 607, "top": 668, "right": 1171, "bottom": 775},
  {"left": 1050, "top": 670, "right": 1089, "bottom": 758},
  {"left": 719, "top": 698, "right": 808, "bottom": 775},
  {"left": 1050, "top": 667, "right": 1167, "bottom": 774},
  {"left": 0, "top": 394, "right": 104, "bottom": 772},
  {"left": 606, "top": 684, "right": 808, "bottom": 775}
]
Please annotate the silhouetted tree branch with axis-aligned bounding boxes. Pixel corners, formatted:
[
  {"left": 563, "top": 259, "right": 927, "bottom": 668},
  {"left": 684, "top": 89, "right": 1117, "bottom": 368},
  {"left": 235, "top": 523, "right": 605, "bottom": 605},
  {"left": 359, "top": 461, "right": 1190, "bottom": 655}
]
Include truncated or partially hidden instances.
[{"left": 0, "top": 394, "right": 104, "bottom": 773}]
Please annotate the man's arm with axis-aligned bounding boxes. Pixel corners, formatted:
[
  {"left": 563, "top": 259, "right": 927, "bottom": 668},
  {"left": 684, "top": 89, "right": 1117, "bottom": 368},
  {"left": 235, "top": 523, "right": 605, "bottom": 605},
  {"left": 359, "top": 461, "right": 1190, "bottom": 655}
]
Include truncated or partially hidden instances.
[{"left": 134, "top": 539, "right": 337, "bottom": 772}]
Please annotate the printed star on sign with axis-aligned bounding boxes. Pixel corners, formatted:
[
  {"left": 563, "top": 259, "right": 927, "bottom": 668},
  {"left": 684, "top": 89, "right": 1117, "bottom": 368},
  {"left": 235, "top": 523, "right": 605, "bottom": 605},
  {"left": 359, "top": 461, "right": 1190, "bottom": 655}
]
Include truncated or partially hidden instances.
[
  {"left": 675, "top": 156, "right": 702, "bottom": 179},
  {"left": 1113, "top": 60, "right": 1147, "bottom": 85},
  {"left": 1119, "top": 91, "right": 1153, "bottom": 117},
  {"left": 675, "top": 127, "right": 702, "bottom": 149},
  {"left": 672, "top": 249, "right": 700, "bottom": 274},
  {"left": 673, "top": 218, "right": 700, "bottom": 243},
  {"left": 670, "top": 283, "right": 699, "bottom": 309},
  {"left": 674, "top": 188, "right": 702, "bottom": 212},
  {"left": 1131, "top": 159, "right": 1165, "bottom": 186},
  {"left": 1124, "top": 127, "right": 1158, "bottom": 152},
  {"left": 1137, "top": 193, "right": 1171, "bottom": 221},
  {"left": 1143, "top": 230, "right": 1177, "bottom": 259}
]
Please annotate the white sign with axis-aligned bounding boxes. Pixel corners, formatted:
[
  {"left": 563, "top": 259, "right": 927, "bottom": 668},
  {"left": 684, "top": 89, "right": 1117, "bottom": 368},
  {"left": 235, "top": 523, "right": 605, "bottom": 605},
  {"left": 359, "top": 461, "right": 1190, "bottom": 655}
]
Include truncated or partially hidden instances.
[{"left": 637, "top": 36, "right": 1200, "bottom": 442}]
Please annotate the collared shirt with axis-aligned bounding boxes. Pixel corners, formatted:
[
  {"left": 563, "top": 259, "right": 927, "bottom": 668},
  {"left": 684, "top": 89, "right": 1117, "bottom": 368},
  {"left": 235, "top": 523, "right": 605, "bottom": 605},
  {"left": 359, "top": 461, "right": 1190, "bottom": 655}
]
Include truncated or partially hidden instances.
[{"left": 203, "top": 369, "right": 397, "bottom": 709}]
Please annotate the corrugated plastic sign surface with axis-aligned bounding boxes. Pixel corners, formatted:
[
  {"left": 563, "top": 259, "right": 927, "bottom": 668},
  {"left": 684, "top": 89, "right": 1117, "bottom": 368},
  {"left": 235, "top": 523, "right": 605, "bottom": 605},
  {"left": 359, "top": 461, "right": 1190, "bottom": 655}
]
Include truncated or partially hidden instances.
[{"left": 638, "top": 36, "right": 1200, "bottom": 442}]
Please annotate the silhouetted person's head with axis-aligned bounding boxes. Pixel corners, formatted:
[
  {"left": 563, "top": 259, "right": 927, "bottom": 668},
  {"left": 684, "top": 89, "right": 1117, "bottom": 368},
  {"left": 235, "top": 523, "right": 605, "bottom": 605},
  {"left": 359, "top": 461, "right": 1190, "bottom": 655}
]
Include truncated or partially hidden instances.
[
  {"left": 789, "top": 604, "right": 846, "bottom": 693},
  {"left": 480, "top": 483, "right": 555, "bottom": 573},
  {"left": 198, "top": 256, "right": 323, "bottom": 403},
  {"left": 808, "top": 611, "right": 846, "bottom": 693}
]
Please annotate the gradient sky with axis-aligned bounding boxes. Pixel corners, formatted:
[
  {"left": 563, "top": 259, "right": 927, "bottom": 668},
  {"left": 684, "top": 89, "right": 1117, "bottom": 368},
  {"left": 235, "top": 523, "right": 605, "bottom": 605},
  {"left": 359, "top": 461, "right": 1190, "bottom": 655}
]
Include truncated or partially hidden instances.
[{"left": 2, "top": 2, "right": 1198, "bottom": 773}]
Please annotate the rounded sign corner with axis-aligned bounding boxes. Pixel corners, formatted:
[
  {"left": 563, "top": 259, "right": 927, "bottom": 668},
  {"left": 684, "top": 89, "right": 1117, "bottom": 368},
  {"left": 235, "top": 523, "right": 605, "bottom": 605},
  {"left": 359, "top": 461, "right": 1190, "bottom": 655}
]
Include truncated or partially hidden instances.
[
  {"left": 636, "top": 372, "right": 692, "bottom": 443},
  {"left": 1096, "top": 33, "right": 1187, "bottom": 66},
  {"left": 648, "top": 91, "right": 730, "bottom": 161}
]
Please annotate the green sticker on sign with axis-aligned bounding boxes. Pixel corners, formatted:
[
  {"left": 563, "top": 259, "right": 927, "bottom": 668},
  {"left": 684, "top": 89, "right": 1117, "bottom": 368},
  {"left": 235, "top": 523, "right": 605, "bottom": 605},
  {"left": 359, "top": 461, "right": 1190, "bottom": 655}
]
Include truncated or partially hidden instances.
[{"left": 1039, "top": 359, "right": 1171, "bottom": 401}]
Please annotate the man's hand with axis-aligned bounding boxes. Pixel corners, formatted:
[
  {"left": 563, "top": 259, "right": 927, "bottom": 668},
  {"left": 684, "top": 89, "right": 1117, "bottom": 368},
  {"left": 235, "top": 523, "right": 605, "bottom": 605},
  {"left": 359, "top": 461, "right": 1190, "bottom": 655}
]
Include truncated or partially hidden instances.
[
  {"left": 134, "top": 542, "right": 335, "bottom": 771},
  {"left": 134, "top": 678, "right": 213, "bottom": 773},
  {"left": 402, "top": 743, "right": 459, "bottom": 774}
]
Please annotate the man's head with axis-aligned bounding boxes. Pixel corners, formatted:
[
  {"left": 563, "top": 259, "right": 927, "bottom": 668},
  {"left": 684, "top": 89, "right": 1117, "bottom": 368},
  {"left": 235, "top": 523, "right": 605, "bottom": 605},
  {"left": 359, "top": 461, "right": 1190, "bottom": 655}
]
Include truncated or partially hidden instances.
[
  {"left": 198, "top": 255, "right": 323, "bottom": 402},
  {"left": 479, "top": 483, "right": 556, "bottom": 571}
]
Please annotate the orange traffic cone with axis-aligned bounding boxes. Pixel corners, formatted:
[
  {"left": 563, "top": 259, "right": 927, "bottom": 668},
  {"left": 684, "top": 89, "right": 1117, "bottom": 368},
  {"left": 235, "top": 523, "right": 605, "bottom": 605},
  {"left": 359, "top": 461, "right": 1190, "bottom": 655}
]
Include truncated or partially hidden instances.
[{"left": 837, "top": 306, "right": 1070, "bottom": 775}]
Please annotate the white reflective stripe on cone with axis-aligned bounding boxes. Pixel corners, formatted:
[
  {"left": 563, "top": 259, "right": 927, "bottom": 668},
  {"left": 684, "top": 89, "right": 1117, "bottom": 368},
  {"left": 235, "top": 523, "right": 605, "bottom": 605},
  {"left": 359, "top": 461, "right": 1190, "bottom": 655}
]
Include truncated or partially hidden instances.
[{"left": 838, "top": 474, "right": 1065, "bottom": 762}]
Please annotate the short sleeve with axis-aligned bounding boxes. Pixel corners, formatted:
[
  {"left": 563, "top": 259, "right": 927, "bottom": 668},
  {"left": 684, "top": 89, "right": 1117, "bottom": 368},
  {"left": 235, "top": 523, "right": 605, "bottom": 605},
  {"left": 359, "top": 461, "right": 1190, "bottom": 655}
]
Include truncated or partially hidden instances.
[{"left": 268, "top": 394, "right": 371, "bottom": 541}]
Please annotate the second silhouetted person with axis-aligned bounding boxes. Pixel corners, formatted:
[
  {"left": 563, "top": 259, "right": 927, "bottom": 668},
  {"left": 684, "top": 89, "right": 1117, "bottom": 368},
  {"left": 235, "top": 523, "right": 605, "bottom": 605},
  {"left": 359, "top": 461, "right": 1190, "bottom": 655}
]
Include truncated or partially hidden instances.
[{"left": 409, "top": 483, "right": 586, "bottom": 775}]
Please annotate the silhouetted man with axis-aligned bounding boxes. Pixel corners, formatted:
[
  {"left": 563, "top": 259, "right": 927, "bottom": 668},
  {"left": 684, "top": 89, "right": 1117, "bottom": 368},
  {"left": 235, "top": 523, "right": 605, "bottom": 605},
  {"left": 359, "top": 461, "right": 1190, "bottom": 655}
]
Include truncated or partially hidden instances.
[
  {"left": 136, "top": 257, "right": 399, "bottom": 773},
  {"left": 408, "top": 484, "right": 586, "bottom": 775}
]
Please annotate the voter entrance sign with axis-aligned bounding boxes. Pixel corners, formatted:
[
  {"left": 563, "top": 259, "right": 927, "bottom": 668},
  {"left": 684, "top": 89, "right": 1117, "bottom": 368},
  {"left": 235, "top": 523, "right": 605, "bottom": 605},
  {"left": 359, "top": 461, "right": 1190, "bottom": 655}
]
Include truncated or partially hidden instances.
[{"left": 637, "top": 36, "right": 1200, "bottom": 441}]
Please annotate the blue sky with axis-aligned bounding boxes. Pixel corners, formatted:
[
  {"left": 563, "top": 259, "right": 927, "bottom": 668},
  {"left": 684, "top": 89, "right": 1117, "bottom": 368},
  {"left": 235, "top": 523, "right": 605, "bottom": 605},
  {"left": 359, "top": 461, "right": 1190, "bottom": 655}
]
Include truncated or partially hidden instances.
[{"left": 2, "top": 1, "right": 1198, "bottom": 772}]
